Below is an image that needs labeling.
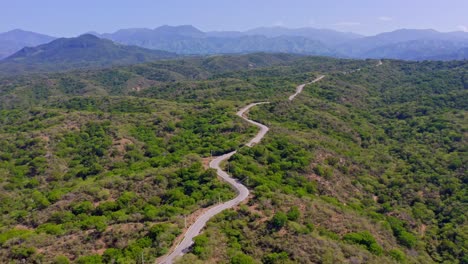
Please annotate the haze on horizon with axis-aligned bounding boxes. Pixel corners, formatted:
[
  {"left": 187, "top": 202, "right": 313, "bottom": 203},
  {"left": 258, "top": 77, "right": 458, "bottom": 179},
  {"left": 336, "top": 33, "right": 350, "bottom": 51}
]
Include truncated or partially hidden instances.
[{"left": 1, "top": 0, "right": 468, "bottom": 37}]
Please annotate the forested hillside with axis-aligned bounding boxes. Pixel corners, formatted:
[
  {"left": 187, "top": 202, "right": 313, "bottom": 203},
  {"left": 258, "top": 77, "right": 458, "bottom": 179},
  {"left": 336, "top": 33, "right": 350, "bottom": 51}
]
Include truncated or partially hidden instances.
[{"left": 0, "top": 54, "right": 466, "bottom": 263}]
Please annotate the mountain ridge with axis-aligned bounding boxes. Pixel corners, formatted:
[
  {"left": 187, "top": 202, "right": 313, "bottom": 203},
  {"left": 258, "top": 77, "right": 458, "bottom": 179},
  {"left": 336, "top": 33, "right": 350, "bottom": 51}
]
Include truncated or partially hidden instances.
[
  {"left": 0, "top": 34, "right": 177, "bottom": 75},
  {"left": 0, "top": 29, "right": 56, "bottom": 59},
  {"left": 1, "top": 26, "right": 468, "bottom": 63}
]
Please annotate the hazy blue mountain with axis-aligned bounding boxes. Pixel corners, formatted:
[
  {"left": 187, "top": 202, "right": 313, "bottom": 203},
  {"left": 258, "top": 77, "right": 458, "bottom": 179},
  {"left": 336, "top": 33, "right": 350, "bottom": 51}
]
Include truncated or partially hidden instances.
[
  {"left": 98, "top": 25, "right": 333, "bottom": 55},
  {"left": 363, "top": 39, "right": 468, "bottom": 60},
  {"left": 0, "top": 34, "right": 177, "bottom": 75},
  {"left": 97, "top": 26, "right": 468, "bottom": 60},
  {"left": 428, "top": 47, "right": 468, "bottom": 60},
  {"left": 3, "top": 26, "right": 468, "bottom": 62},
  {"left": 336, "top": 29, "right": 468, "bottom": 59},
  {"left": 0, "top": 29, "right": 56, "bottom": 59},
  {"left": 100, "top": 25, "right": 204, "bottom": 43},
  {"left": 244, "top": 26, "right": 363, "bottom": 45},
  {"left": 205, "top": 31, "right": 245, "bottom": 38}
]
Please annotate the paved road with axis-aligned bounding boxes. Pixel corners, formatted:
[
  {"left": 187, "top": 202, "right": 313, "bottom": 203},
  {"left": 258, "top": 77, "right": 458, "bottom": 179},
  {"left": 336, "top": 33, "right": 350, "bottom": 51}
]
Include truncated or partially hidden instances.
[
  {"left": 236, "top": 102, "right": 270, "bottom": 147},
  {"left": 158, "top": 103, "right": 269, "bottom": 264},
  {"left": 158, "top": 73, "right": 332, "bottom": 263},
  {"left": 288, "top": 75, "right": 325, "bottom": 101},
  {"left": 156, "top": 62, "right": 390, "bottom": 263}
]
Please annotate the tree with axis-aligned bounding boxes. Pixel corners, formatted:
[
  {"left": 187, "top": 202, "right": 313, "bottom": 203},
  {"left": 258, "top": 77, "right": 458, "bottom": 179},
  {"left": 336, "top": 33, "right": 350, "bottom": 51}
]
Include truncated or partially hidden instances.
[
  {"left": 287, "top": 206, "right": 300, "bottom": 221},
  {"left": 231, "top": 252, "right": 256, "bottom": 264},
  {"left": 271, "top": 212, "right": 288, "bottom": 230}
]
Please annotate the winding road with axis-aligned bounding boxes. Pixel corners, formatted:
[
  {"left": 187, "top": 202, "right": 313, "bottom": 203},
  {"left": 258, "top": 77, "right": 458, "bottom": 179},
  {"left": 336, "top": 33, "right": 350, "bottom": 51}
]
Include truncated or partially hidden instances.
[
  {"left": 158, "top": 102, "right": 271, "bottom": 264},
  {"left": 157, "top": 60, "right": 386, "bottom": 263},
  {"left": 158, "top": 76, "right": 326, "bottom": 264},
  {"left": 288, "top": 75, "right": 325, "bottom": 101}
]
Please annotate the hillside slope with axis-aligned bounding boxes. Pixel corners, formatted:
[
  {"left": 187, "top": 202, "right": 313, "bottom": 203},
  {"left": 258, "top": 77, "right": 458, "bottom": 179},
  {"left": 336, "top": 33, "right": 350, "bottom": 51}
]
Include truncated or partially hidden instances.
[
  {"left": 0, "top": 34, "right": 177, "bottom": 75},
  {"left": 0, "top": 29, "right": 56, "bottom": 59},
  {"left": 0, "top": 55, "right": 466, "bottom": 263}
]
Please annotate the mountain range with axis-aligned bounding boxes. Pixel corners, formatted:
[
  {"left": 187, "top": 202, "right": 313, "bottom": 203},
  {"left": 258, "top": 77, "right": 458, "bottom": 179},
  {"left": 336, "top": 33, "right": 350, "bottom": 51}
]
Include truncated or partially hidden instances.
[
  {"left": 1, "top": 26, "right": 467, "bottom": 68},
  {"left": 0, "top": 29, "right": 56, "bottom": 59},
  {"left": 0, "top": 34, "right": 177, "bottom": 74}
]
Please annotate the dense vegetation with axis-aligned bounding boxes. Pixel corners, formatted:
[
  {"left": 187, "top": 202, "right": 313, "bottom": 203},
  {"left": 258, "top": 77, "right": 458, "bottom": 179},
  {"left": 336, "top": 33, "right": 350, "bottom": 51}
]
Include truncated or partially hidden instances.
[{"left": 0, "top": 54, "right": 466, "bottom": 263}]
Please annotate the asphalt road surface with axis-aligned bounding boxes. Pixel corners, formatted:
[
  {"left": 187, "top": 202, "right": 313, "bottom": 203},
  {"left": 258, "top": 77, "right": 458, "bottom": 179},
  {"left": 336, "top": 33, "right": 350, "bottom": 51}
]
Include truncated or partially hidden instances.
[
  {"left": 158, "top": 103, "right": 269, "bottom": 264},
  {"left": 288, "top": 75, "right": 325, "bottom": 101},
  {"left": 158, "top": 72, "right": 333, "bottom": 263}
]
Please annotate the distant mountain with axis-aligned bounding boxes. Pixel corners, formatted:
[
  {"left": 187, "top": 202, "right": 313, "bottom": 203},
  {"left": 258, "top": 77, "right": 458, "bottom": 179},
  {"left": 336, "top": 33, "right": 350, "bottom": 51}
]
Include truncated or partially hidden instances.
[
  {"left": 0, "top": 29, "right": 56, "bottom": 59},
  {"left": 363, "top": 39, "right": 468, "bottom": 60},
  {"left": 244, "top": 26, "right": 363, "bottom": 45},
  {"left": 97, "top": 25, "right": 335, "bottom": 55},
  {"left": 0, "top": 34, "right": 177, "bottom": 75},
  {"left": 428, "top": 47, "right": 468, "bottom": 60},
  {"left": 2, "top": 26, "right": 468, "bottom": 66},
  {"left": 336, "top": 29, "right": 468, "bottom": 59},
  {"left": 98, "top": 26, "right": 468, "bottom": 60}
]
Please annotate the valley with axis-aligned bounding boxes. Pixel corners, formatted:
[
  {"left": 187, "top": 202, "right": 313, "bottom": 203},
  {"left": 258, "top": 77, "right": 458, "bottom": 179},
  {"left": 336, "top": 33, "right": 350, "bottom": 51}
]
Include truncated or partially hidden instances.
[{"left": 0, "top": 54, "right": 466, "bottom": 264}]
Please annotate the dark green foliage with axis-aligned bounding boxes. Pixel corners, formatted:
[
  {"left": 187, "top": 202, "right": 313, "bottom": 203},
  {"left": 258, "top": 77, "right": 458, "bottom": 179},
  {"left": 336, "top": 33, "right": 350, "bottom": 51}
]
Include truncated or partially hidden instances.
[
  {"left": 387, "top": 217, "right": 417, "bottom": 248},
  {"left": 230, "top": 252, "right": 256, "bottom": 264},
  {"left": 0, "top": 55, "right": 465, "bottom": 263},
  {"left": 76, "top": 254, "right": 103, "bottom": 264},
  {"left": 10, "top": 245, "right": 36, "bottom": 259},
  {"left": 388, "top": 249, "right": 406, "bottom": 262},
  {"left": 343, "top": 231, "right": 383, "bottom": 255},
  {"left": 271, "top": 212, "right": 288, "bottom": 230},
  {"left": 263, "top": 252, "right": 289, "bottom": 264},
  {"left": 193, "top": 234, "right": 210, "bottom": 258},
  {"left": 286, "top": 206, "right": 300, "bottom": 221}
]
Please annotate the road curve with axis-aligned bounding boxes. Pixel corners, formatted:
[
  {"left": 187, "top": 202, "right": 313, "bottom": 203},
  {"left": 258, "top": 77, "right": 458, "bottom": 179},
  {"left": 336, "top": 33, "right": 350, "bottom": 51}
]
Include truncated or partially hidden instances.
[
  {"left": 159, "top": 73, "right": 330, "bottom": 263},
  {"left": 288, "top": 75, "right": 325, "bottom": 101},
  {"left": 236, "top": 102, "right": 270, "bottom": 147},
  {"left": 158, "top": 102, "right": 269, "bottom": 264}
]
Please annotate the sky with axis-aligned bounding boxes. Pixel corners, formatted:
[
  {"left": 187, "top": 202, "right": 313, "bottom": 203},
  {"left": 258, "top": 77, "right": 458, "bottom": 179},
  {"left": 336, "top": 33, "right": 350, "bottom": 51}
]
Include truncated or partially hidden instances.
[{"left": 1, "top": 0, "right": 467, "bottom": 37}]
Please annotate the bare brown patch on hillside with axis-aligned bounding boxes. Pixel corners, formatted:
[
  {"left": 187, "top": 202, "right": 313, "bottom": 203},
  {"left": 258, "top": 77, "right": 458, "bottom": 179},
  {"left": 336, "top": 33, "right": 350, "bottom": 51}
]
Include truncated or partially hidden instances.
[
  {"left": 113, "top": 138, "right": 133, "bottom": 153},
  {"left": 201, "top": 157, "right": 213, "bottom": 170}
]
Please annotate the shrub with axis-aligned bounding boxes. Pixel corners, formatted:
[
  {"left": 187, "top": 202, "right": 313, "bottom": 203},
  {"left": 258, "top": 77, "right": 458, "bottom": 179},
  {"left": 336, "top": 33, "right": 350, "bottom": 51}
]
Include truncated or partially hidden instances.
[
  {"left": 53, "top": 255, "right": 70, "bottom": 264},
  {"left": 343, "top": 231, "right": 383, "bottom": 255},
  {"left": 193, "top": 234, "right": 209, "bottom": 259},
  {"left": 397, "top": 231, "right": 417, "bottom": 248},
  {"left": 72, "top": 201, "right": 94, "bottom": 215},
  {"left": 287, "top": 206, "right": 300, "bottom": 221},
  {"left": 263, "top": 252, "right": 289, "bottom": 264},
  {"left": 10, "top": 246, "right": 36, "bottom": 259},
  {"left": 76, "top": 255, "right": 103, "bottom": 264},
  {"left": 37, "top": 223, "right": 65, "bottom": 235},
  {"left": 271, "top": 212, "right": 288, "bottom": 230},
  {"left": 389, "top": 249, "right": 406, "bottom": 262},
  {"left": 231, "top": 252, "right": 256, "bottom": 264}
]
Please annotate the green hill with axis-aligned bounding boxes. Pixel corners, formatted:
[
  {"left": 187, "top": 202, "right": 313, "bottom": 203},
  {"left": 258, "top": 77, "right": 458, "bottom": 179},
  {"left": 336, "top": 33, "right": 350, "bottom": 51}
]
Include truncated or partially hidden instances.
[
  {"left": 0, "top": 34, "right": 177, "bottom": 75},
  {"left": 0, "top": 54, "right": 466, "bottom": 263}
]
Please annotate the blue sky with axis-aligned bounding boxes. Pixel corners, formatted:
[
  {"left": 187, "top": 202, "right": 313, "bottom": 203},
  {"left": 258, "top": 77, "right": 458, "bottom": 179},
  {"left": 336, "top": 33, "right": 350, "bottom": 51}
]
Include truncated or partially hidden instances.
[{"left": 2, "top": 0, "right": 467, "bottom": 36}]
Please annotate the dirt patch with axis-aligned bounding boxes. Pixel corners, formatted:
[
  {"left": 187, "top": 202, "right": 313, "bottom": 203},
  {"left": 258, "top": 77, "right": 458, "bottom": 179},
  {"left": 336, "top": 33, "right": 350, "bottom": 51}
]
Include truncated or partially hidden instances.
[
  {"left": 65, "top": 121, "right": 80, "bottom": 131},
  {"left": 201, "top": 157, "right": 214, "bottom": 170},
  {"left": 113, "top": 138, "right": 133, "bottom": 153},
  {"left": 14, "top": 224, "right": 33, "bottom": 230},
  {"left": 39, "top": 134, "right": 50, "bottom": 142},
  {"left": 419, "top": 224, "right": 427, "bottom": 236}
]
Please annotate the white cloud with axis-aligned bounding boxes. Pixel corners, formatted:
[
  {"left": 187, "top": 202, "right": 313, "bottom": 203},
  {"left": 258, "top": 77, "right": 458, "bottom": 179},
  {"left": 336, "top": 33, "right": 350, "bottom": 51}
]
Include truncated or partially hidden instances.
[
  {"left": 458, "top": 25, "right": 468, "bottom": 32},
  {"left": 333, "top": 22, "right": 361, "bottom": 27},
  {"left": 378, "top": 16, "right": 393, "bottom": 21}
]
